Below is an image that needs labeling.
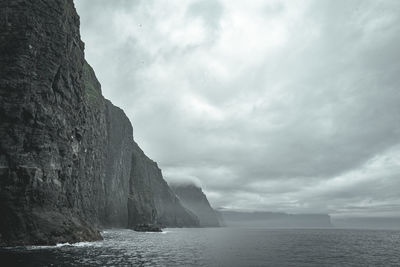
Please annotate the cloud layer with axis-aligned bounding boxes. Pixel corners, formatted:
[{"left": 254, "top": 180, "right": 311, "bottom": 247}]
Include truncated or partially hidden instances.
[{"left": 75, "top": 0, "right": 400, "bottom": 217}]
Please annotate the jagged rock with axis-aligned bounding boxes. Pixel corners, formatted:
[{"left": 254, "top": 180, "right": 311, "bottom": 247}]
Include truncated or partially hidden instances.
[
  {"left": 171, "top": 183, "right": 220, "bottom": 227},
  {"left": 133, "top": 224, "right": 162, "bottom": 232},
  {"left": 0, "top": 0, "right": 104, "bottom": 246},
  {"left": 0, "top": 0, "right": 197, "bottom": 246}
]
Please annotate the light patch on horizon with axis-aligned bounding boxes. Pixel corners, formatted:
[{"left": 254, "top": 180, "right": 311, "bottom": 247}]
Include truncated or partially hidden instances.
[{"left": 75, "top": 0, "right": 400, "bottom": 217}]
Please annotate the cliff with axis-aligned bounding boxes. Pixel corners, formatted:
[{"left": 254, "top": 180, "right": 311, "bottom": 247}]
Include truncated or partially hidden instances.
[
  {"left": 128, "top": 143, "right": 199, "bottom": 227},
  {"left": 331, "top": 217, "right": 400, "bottom": 230},
  {"left": 171, "top": 184, "right": 220, "bottom": 227},
  {"left": 0, "top": 0, "right": 197, "bottom": 246},
  {"left": 219, "top": 211, "right": 333, "bottom": 228}
]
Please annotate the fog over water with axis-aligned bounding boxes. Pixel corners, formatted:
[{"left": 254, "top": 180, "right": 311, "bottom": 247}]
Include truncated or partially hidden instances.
[{"left": 75, "top": 0, "right": 400, "bottom": 219}]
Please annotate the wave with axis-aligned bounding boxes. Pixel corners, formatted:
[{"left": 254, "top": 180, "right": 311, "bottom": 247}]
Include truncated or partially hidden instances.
[{"left": 23, "top": 241, "right": 99, "bottom": 250}]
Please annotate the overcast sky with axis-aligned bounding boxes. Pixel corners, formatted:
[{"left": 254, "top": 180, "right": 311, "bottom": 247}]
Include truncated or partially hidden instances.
[{"left": 75, "top": 0, "right": 400, "bottom": 217}]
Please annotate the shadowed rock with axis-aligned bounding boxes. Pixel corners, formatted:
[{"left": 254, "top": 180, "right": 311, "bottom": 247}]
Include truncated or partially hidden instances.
[
  {"left": 0, "top": 0, "right": 197, "bottom": 246},
  {"left": 133, "top": 224, "right": 163, "bottom": 232}
]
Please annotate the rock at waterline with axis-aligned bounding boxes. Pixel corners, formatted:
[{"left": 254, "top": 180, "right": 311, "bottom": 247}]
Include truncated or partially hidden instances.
[{"left": 133, "top": 224, "right": 163, "bottom": 232}]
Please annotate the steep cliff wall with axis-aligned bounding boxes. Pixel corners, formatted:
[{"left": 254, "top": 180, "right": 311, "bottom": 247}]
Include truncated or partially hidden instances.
[
  {"left": 84, "top": 65, "right": 199, "bottom": 229},
  {"left": 129, "top": 143, "right": 199, "bottom": 227},
  {"left": 0, "top": 0, "right": 197, "bottom": 246},
  {"left": 102, "top": 100, "right": 133, "bottom": 228},
  {"left": 171, "top": 184, "right": 220, "bottom": 227},
  {"left": 0, "top": 0, "right": 106, "bottom": 246}
]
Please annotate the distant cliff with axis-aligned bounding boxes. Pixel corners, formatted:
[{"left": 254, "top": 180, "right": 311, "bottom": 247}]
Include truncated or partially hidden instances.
[
  {"left": 331, "top": 217, "right": 400, "bottom": 230},
  {"left": 171, "top": 184, "right": 220, "bottom": 227},
  {"left": 128, "top": 144, "right": 199, "bottom": 228},
  {"left": 219, "top": 211, "right": 333, "bottom": 228},
  {"left": 0, "top": 0, "right": 197, "bottom": 246}
]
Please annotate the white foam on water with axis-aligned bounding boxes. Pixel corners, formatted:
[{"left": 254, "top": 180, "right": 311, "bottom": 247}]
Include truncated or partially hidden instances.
[
  {"left": 71, "top": 241, "right": 102, "bottom": 247},
  {"left": 56, "top": 242, "right": 72, "bottom": 247},
  {"left": 25, "top": 242, "right": 73, "bottom": 250},
  {"left": 21, "top": 241, "right": 100, "bottom": 250},
  {"left": 25, "top": 245, "right": 61, "bottom": 250}
]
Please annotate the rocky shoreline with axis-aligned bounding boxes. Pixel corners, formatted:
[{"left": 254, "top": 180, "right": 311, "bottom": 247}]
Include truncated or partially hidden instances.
[{"left": 133, "top": 224, "right": 163, "bottom": 233}]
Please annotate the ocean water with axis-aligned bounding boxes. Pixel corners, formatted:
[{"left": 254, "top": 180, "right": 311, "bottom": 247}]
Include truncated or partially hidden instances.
[{"left": 1, "top": 228, "right": 399, "bottom": 266}]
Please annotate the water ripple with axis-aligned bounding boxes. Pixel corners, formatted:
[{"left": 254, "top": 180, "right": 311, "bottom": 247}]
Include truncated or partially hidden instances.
[{"left": 1, "top": 228, "right": 399, "bottom": 266}]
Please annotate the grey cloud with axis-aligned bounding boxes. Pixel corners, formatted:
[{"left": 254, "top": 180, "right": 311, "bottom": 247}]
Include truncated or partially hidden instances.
[
  {"left": 187, "top": 0, "right": 223, "bottom": 28},
  {"left": 75, "top": 0, "right": 400, "bottom": 217}
]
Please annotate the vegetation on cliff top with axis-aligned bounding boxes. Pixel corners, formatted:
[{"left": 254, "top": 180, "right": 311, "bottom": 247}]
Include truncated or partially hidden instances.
[{"left": 82, "top": 61, "right": 102, "bottom": 107}]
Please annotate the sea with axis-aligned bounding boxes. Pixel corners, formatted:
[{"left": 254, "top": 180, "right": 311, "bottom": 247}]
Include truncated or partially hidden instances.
[{"left": 1, "top": 228, "right": 399, "bottom": 266}]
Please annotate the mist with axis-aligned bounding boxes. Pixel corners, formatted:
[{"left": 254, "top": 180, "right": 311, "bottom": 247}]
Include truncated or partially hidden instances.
[
  {"left": 1, "top": 0, "right": 400, "bottom": 265},
  {"left": 75, "top": 0, "right": 400, "bottom": 220}
]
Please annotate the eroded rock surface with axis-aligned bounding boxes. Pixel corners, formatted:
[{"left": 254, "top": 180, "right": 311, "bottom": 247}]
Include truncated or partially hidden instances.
[{"left": 0, "top": 0, "right": 197, "bottom": 246}]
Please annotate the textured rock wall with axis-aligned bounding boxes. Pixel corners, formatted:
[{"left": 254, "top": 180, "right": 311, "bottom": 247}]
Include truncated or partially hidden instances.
[
  {"left": 129, "top": 143, "right": 199, "bottom": 227},
  {"left": 171, "top": 184, "right": 220, "bottom": 227},
  {"left": 0, "top": 0, "right": 198, "bottom": 246},
  {"left": 0, "top": 0, "right": 105, "bottom": 246},
  {"left": 102, "top": 100, "right": 132, "bottom": 228}
]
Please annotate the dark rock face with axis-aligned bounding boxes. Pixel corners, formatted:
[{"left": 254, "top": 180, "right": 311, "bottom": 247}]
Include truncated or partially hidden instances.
[
  {"left": 0, "top": 0, "right": 105, "bottom": 246},
  {"left": 133, "top": 224, "right": 162, "bottom": 232},
  {"left": 171, "top": 184, "right": 220, "bottom": 227},
  {"left": 102, "top": 100, "right": 133, "bottom": 228},
  {"left": 0, "top": 0, "right": 197, "bottom": 246}
]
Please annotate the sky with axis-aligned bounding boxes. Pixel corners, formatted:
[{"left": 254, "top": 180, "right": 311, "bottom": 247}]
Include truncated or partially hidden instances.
[{"left": 75, "top": 0, "right": 400, "bottom": 217}]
